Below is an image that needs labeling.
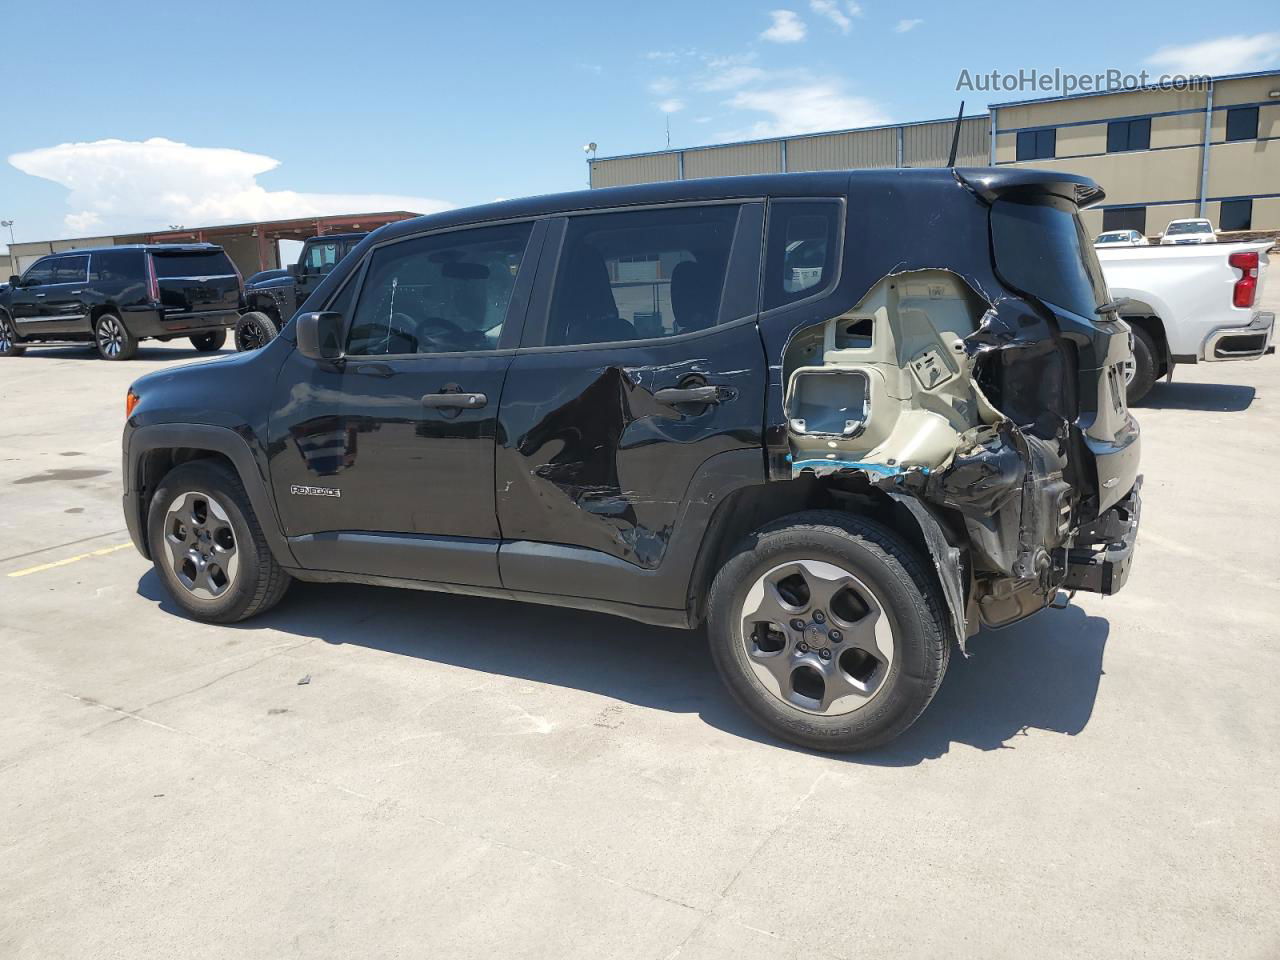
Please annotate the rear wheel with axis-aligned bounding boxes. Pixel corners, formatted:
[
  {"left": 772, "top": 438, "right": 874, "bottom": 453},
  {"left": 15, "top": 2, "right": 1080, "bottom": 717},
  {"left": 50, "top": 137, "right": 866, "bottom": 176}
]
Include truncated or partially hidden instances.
[
  {"left": 707, "top": 510, "right": 950, "bottom": 753},
  {"left": 235, "top": 311, "right": 279, "bottom": 352},
  {"left": 1124, "top": 324, "right": 1158, "bottom": 405},
  {"left": 95, "top": 312, "right": 138, "bottom": 361},
  {"left": 190, "top": 329, "right": 227, "bottom": 352},
  {"left": 0, "top": 313, "right": 24, "bottom": 356},
  {"left": 147, "top": 459, "right": 291, "bottom": 623}
]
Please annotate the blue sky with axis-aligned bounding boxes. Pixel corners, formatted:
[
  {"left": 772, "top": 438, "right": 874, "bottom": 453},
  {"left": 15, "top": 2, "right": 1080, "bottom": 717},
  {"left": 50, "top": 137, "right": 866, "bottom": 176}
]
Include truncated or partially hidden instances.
[{"left": 2, "top": 0, "right": 1278, "bottom": 252}]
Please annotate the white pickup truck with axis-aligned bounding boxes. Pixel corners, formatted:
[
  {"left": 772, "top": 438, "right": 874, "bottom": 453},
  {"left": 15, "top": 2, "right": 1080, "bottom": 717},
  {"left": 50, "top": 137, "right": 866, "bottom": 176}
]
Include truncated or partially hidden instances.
[{"left": 1096, "top": 241, "right": 1275, "bottom": 403}]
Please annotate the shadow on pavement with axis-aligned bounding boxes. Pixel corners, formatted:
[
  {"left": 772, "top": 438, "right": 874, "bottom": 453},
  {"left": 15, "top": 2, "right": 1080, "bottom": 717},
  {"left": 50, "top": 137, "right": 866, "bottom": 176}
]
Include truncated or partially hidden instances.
[
  {"left": 1140, "top": 381, "right": 1255, "bottom": 411},
  {"left": 137, "top": 571, "right": 1108, "bottom": 765},
  {"left": 11, "top": 344, "right": 229, "bottom": 362}
]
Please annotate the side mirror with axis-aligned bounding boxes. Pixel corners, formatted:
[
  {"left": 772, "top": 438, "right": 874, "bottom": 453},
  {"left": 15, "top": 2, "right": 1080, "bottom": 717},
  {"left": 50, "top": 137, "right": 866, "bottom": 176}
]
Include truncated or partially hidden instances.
[
  {"left": 8, "top": 275, "right": 19, "bottom": 286},
  {"left": 296, "top": 311, "right": 345, "bottom": 361},
  {"left": 288, "top": 262, "right": 303, "bottom": 279}
]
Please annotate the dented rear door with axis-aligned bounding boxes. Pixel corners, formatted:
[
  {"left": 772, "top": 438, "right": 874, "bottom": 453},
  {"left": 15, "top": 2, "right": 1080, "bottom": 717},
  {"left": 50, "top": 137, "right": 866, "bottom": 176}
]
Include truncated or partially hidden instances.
[{"left": 496, "top": 202, "right": 767, "bottom": 606}]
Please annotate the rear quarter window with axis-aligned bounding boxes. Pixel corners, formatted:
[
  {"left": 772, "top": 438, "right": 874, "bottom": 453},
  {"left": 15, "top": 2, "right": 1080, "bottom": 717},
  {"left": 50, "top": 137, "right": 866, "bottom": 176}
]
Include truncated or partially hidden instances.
[
  {"left": 991, "top": 196, "right": 1107, "bottom": 318},
  {"left": 151, "top": 250, "right": 237, "bottom": 279},
  {"left": 90, "top": 250, "right": 143, "bottom": 282},
  {"left": 763, "top": 200, "right": 842, "bottom": 311}
]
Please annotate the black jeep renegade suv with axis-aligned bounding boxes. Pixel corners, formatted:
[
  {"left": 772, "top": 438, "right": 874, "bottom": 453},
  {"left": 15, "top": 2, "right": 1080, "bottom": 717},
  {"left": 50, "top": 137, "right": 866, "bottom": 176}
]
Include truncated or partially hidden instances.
[
  {"left": 1, "top": 244, "right": 242, "bottom": 360},
  {"left": 122, "top": 169, "right": 1142, "bottom": 752}
]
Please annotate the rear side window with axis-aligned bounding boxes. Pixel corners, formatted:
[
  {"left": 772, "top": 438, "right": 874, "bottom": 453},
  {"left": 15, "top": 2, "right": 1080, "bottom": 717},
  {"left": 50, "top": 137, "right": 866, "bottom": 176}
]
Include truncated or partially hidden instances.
[
  {"left": 90, "top": 250, "right": 142, "bottom": 282},
  {"left": 53, "top": 255, "right": 89, "bottom": 284},
  {"left": 547, "top": 204, "right": 740, "bottom": 346},
  {"left": 345, "top": 221, "right": 533, "bottom": 356},
  {"left": 763, "top": 200, "right": 841, "bottom": 311},
  {"left": 991, "top": 196, "right": 1107, "bottom": 318},
  {"left": 151, "top": 250, "right": 236, "bottom": 278}
]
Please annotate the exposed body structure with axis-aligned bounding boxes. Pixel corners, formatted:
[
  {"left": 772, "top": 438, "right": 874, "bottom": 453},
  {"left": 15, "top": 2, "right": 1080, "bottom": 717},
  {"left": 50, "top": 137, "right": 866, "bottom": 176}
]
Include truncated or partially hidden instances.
[{"left": 122, "top": 168, "right": 1142, "bottom": 751}]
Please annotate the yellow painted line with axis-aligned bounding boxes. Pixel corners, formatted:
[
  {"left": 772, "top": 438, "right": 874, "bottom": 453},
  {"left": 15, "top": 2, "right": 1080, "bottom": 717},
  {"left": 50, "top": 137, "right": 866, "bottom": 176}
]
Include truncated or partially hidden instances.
[{"left": 7, "top": 543, "right": 133, "bottom": 578}]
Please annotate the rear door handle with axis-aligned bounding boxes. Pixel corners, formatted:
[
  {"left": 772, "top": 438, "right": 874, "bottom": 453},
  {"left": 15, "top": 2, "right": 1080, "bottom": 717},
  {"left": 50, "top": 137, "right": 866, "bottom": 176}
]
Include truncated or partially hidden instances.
[
  {"left": 422, "top": 391, "right": 487, "bottom": 409},
  {"left": 654, "top": 385, "right": 730, "bottom": 405}
]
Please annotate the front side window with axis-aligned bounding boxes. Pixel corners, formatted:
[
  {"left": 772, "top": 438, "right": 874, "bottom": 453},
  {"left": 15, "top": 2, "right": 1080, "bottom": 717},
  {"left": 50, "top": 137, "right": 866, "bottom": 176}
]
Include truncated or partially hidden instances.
[
  {"left": 764, "top": 200, "right": 841, "bottom": 311},
  {"left": 1107, "top": 117, "right": 1151, "bottom": 153},
  {"left": 1225, "top": 106, "right": 1259, "bottom": 143},
  {"left": 53, "top": 255, "right": 89, "bottom": 284},
  {"left": 21, "top": 258, "right": 55, "bottom": 285},
  {"left": 992, "top": 195, "right": 1108, "bottom": 319},
  {"left": 1219, "top": 199, "right": 1252, "bottom": 232},
  {"left": 546, "top": 204, "right": 740, "bottom": 346},
  {"left": 304, "top": 241, "right": 342, "bottom": 273},
  {"left": 345, "top": 221, "right": 533, "bottom": 356},
  {"left": 1015, "top": 128, "right": 1056, "bottom": 161}
]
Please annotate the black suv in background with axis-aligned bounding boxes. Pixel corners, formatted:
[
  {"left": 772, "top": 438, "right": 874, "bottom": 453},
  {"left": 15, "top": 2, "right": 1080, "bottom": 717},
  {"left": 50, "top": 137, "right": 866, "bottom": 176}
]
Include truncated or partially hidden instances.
[
  {"left": 123, "top": 170, "right": 1142, "bottom": 752},
  {"left": 0, "top": 244, "right": 242, "bottom": 360},
  {"left": 237, "top": 233, "right": 366, "bottom": 350}
]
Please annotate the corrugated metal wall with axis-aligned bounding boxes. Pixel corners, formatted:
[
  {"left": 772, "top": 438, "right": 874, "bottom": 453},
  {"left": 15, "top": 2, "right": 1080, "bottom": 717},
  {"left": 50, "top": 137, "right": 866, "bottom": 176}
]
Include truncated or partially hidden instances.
[
  {"left": 902, "top": 116, "right": 988, "bottom": 166},
  {"left": 589, "top": 152, "right": 681, "bottom": 188},
  {"left": 683, "top": 140, "right": 783, "bottom": 179},
  {"left": 589, "top": 116, "right": 992, "bottom": 187},
  {"left": 787, "top": 128, "right": 897, "bottom": 171}
]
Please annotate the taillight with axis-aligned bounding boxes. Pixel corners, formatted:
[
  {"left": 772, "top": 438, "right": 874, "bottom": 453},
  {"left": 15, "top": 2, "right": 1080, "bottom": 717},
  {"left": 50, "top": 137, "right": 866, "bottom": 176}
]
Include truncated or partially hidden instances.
[
  {"left": 1229, "top": 251, "right": 1258, "bottom": 309},
  {"left": 125, "top": 389, "right": 140, "bottom": 418},
  {"left": 146, "top": 254, "right": 160, "bottom": 302}
]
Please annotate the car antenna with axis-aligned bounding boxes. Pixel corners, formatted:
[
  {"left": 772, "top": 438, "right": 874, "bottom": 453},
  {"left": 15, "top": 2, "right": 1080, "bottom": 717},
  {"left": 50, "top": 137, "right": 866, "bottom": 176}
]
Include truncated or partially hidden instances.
[{"left": 946, "top": 100, "right": 965, "bottom": 167}]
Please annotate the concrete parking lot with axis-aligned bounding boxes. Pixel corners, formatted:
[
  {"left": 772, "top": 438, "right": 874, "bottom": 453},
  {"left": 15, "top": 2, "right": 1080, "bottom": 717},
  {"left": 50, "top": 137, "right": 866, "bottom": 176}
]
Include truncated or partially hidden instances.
[{"left": 2, "top": 300, "right": 1278, "bottom": 959}]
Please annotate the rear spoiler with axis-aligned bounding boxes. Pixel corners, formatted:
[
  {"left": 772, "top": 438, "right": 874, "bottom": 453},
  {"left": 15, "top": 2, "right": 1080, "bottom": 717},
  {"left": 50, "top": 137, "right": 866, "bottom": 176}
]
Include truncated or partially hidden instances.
[{"left": 953, "top": 167, "right": 1105, "bottom": 209}]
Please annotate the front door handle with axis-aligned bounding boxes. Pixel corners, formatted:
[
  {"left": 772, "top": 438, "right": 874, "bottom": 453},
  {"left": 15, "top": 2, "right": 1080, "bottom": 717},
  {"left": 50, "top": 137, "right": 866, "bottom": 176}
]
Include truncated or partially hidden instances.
[
  {"left": 34, "top": 293, "right": 46, "bottom": 298},
  {"left": 654, "top": 384, "right": 730, "bottom": 405},
  {"left": 422, "top": 391, "right": 487, "bottom": 409}
]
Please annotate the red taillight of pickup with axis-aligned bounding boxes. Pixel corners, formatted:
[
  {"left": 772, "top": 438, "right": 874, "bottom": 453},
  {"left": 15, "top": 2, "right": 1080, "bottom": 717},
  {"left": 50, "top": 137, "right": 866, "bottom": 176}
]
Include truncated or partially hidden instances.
[{"left": 1229, "top": 251, "right": 1259, "bottom": 308}]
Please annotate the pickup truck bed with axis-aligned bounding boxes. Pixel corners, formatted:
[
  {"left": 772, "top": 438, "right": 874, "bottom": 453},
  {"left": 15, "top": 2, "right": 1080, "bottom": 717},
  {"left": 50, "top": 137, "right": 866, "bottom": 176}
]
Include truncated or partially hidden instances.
[{"left": 1097, "top": 241, "right": 1274, "bottom": 402}]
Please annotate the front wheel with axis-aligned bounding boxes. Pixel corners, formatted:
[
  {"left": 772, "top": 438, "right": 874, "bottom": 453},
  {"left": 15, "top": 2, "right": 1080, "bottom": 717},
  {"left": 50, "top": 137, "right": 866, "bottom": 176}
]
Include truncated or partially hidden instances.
[
  {"left": 146, "top": 459, "right": 291, "bottom": 623},
  {"left": 707, "top": 510, "right": 950, "bottom": 753},
  {"left": 235, "top": 311, "right": 279, "bottom": 352},
  {"left": 190, "top": 329, "right": 227, "bottom": 352},
  {"left": 0, "top": 313, "right": 24, "bottom": 356},
  {"left": 95, "top": 312, "right": 138, "bottom": 360}
]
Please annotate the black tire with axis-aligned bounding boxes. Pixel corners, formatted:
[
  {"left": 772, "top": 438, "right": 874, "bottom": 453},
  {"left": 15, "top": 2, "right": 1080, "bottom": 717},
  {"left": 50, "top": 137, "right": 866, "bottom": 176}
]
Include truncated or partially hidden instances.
[
  {"left": 1125, "top": 324, "right": 1158, "bottom": 406},
  {"left": 0, "top": 312, "right": 25, "bottom": 356},
  {"left": 147, "top": 459, "right": 291, "bottom": 623},
  {"left": 235, "top": 311, "right": 280, "bottom": 352},
  {"left": 190, "top": 329, "right": 227, "bottom": 352},
  {"left": 707, "top": 510, "right": 950, "bottom": 753},
  {"left": 94, "top": 312, "right": 138, "bottom": 360}
]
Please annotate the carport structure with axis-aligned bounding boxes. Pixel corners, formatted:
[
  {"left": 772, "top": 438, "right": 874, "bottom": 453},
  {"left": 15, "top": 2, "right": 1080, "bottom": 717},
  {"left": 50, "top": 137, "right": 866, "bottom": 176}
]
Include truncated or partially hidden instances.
[{"left": 118, "top": 211, "right": 419, "bottom": 276}]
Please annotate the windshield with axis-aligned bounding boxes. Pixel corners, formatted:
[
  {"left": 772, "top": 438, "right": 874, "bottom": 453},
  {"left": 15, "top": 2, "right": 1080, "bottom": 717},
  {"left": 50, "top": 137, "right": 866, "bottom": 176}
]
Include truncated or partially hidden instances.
[
  {"left": 991, "top": 195, "right": 1108, "bottom": 318},
  {"left": 1167, "top": 221, "right": 1212, "bottom": 235},
  {"left": 1095, "top": 233, "right": 1127, "bottom": 244}
]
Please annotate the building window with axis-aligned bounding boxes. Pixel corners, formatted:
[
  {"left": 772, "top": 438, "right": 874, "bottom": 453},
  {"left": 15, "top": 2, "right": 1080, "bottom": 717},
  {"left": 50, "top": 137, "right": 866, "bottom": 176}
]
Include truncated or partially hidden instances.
[
  {"left": 1015, "top": 128, "right": 1056, "bottom": 161},
  {"left": 1107, "top": 117, "right": 1151, "bottom": 152},
  {"left": 1225, "top": 106, "right": 1259, "bottom": 142},
  {"left": 1102, "top": 207, "right": 1147, "bottom": 234},
  {"left": 1219, "top": 199, "right": 1253, "bottom": 232}
]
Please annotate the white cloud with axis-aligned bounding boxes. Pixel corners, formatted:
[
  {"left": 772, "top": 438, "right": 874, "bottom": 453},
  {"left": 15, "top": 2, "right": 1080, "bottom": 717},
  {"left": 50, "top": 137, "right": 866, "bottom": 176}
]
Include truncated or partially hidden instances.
[
  {"left": 658, "top": 98, "right": 686, "bottom": 113},
  {"left": 649, "top": 76, "right": 679, "bottom": 95},
  {"left": 761, "top": 10, "right": 807, "bottom": 43},
  {"left": 698, "top": 62, "right": 766, "bottom": 91},
  {"left": 846, "top": 1, "right": 864, "bottom": 16},
  {"left": 894, "top": 18, "right": 923, "bottom": 32},
  {"left": 727, "top": 79, "right": 889, "bottom": 137},
  {"left": 8, "top": 137, "right": 452, "bottom": 238},
  {"left": 1145, "top": 33, "right": 1280, "bottom": 75},
  {"left": 810, "top": 0, "right": 851, "bottom": 33}
]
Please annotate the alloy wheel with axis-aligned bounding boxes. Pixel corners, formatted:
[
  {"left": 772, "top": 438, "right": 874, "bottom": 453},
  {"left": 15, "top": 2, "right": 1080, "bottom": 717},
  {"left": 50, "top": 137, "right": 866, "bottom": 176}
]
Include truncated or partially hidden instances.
[
  {"left": 162, "top": 491, "right": 240, "bottom": 600},
  {"left": 0, "top": 315, "right": 15, "bottom": 353},
  {"left": 97, "top": 316, "right": 126, "bottom": 358},
  {"left": 236, "top": 317, "right": 268, "bottom": 351},
  {"left": 740, "top": 559, "right": 895, "bottom": 716}
]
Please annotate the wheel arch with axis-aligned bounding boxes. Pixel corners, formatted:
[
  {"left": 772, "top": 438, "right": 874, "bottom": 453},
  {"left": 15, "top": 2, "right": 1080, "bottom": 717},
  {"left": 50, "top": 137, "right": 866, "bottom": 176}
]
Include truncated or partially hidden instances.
[
  {"left": 1118, "top": 306, "right": 1171, "bottom": 378},
  {"left": 686, "top": 477, "right": 967, "bottom": 644},
  {"left": 126, "top": 424, "right": 294, "bottom": 567}
]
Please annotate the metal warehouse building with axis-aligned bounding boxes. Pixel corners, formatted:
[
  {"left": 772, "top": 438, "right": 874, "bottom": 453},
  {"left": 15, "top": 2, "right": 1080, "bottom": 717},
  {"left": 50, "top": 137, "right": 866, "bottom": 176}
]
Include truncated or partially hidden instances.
[{"left": 589, "top": 69, "right": 1280, "bottom": 237}]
